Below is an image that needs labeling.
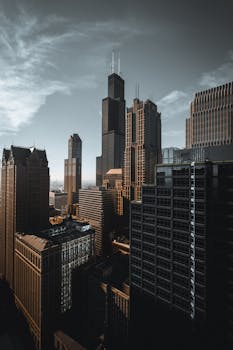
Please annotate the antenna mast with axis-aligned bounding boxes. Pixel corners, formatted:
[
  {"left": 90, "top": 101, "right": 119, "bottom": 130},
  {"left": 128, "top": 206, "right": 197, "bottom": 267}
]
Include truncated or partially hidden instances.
[
  {"left": 118, "top": 50, "right": 121, "bottom": 75},
  {"left": 111, "top": 49, "right": 115, "bottom": 74}
]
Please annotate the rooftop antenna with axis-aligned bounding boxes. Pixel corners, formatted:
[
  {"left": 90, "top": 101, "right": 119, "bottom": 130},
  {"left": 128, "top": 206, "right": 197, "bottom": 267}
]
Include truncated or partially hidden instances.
[
  {"left": 111, "top": 49, "right": 115, "bottom": 74},
  {"left": 118, "top": 50, "right": 121, "bottom": 76},
  {"left": 135, "top": 83, "right": 140, "bottom": 99}
]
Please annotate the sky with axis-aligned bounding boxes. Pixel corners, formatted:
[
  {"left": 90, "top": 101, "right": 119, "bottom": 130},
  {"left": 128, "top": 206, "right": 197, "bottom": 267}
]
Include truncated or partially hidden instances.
[{"left": 0, "top": 0, "right": 233, "bottom": 183}]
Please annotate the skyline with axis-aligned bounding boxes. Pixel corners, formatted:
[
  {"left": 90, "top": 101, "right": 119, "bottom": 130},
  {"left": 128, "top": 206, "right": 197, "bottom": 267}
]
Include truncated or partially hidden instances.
[{"left": 0, "top": 0, "right": 233, "bottom": 182}]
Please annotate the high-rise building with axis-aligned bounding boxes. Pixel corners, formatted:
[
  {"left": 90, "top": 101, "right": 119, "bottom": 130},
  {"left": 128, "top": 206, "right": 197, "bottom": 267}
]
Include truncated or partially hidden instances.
[
  {"left": 130, "top": 161, "right": 233, "bottom": 349},
  {"left": 174, "top": 144, "right": 233, "bottom": 164},
  {"left": 103, "top": 168, "right": 124, "bottom": 216},
  {"left": 96, "top": 156, "right": 103, "bottom": 187},
  {"left": 64, "top": 134, "right": 82, "bottom": 210},
  {"left": 14, "top": 220, "right": 95, "bottom": 350},
  {"left": 96, "top": 73, "right": 125, "bottom": 185},
  {"left": 49, "top": 191, "right": 68, "bottom": 212},
  {"left": 0, "top": 146, "right": 49, "bottom": 288},
  {"left": 186, "top": 82, "right": 233, "bottom": 148},
  {"left": 78, "top": 187, "right": 116, "bottom": 256},
  {"left": 124, "top": 98, "right": 161, "bottom": 201},
  {"left": 162, "top": 147, "right": 179, "bottom": 164}
]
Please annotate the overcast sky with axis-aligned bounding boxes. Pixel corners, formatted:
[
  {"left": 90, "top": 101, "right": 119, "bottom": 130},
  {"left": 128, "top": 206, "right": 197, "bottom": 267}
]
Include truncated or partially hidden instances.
[{"left": 0, "top": 0, "right": 233, "bottom": 182}]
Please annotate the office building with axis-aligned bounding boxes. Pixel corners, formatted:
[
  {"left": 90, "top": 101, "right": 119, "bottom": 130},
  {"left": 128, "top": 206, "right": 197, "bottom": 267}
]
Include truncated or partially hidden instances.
[
  {"left": 96, "top": 156, "right": 102, "bottom": 186},
  {"left": 96, "top": 73, "right": 125, "bottom": 184},
  {"left": 174, "top": 144, "right": 233, "bottom": 163},
  {"left": 162, "top": 147, "right": 179, "bottom": 164},
  {"left": 103, "top": 168, "right": 124, "bottom": 216},
  {"left": 186, "top": 82, "right": 233, "bottom": 148},
  {"left": 14, "top": 220, "right": 95, "bottom": 350},
  {"left": 124, "top": 98, "right": 161, "bottom": 201},
  {"left": 130, "top": 161, "right": 233, "bottom": 349},
  {"left": 73, "top": 252, "right": 129, "bottom": 350},
  {"left": 0, "top": 146, "right": 49, "bottom": 288},
  {"left": 79, "top": 187, "right": 116, "bottom": 256},
  {"left": 64, "top": 134, "right": 82, "bottom": 211},
  {"left": 49, "top": 191, "right": 68, "bottom": 213},
  {"left": 103, "top": 282, "right": 129, "bottom": 350}
]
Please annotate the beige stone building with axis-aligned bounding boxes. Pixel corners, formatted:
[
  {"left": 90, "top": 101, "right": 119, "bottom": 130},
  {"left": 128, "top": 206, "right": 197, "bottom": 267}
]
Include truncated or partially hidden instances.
[
  {"left": 124, "top": 98, "right": 161, "bottom": 201},
  {"left": 186, "top": 82, "right": 233, "bottom": 148}
]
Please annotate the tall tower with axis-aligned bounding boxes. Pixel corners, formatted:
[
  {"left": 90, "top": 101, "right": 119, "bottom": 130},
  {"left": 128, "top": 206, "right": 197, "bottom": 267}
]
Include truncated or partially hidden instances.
[
  {"left": 64, "top": 134, "right": 82, "bottom": 210},
  {"left": 96, "top": 72, "right": 125, "bottom": 185},
  {"left": 124, "top": 98, "right": 161, "bottom": 201},
  {"left": 0, "top": 146, "right": 49, "bottom": 288},
  {"left": 186, "top": 81, "right": 233, "bottom": 148}
]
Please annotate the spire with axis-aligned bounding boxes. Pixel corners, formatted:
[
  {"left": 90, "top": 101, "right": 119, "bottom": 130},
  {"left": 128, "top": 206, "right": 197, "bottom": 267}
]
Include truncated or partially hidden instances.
[
  {"left": 118, "top": 50, "right": 121, "bottom": 76},
  {"left": 111, "top": 49, "right": 115, "bottom": 74}
]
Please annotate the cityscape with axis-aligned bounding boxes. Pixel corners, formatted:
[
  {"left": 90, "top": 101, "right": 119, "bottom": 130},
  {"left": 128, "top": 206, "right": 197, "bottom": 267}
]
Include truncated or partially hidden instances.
[{"left": 0, "top": 1, "right": 233, "bottom": 350}]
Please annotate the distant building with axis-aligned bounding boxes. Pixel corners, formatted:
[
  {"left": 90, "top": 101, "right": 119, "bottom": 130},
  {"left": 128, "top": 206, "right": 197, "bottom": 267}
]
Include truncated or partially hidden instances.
[
  {"left": 0, "top": 146, "right": 49, "bottom": 288},
  {"left": 174, "top": 144, "right": 233, "bottom": 163},
  {"left": 130, "top": 160, "right": 233, "bottom": 349},
  {"left": 103, "top": 168, "right": 124, "bottom": 216},
  {"left": 49, "top": 191, "right": 68, "bottom": 213},
  {"left": 14, "top": 220, "right": 95, "bottom": 350},
  {"left": 162, "top": 147, "right": 179, "bottom": 164},
  {"left": 79, "top": 187, "right": 116, "bottom": 256},
  {"left": 96, "top": 73, "right": 125, "bottom": 185},
  {"left": 96, "top": 156, "right": 102, "bottom": 187},
  {"left": 186, "top": 82, "right": 233, "bottom": 148},
  {"left": 124, "top": 98, "right": 161, "bottom": 201},
  {"left": 64, "top": 134, "right": 82, "bottom": 211}
]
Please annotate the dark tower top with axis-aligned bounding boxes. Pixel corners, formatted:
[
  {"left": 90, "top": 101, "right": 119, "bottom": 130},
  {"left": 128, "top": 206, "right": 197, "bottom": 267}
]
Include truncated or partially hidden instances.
[
  {"left": 68, "top": 134, "right": 82, "bottom": 160},
  {"left": 108, "top": 73, "right": 125, "bottom": 101},
  {"left": 100, "top": 73, "right": 126, "bottom": 178}
]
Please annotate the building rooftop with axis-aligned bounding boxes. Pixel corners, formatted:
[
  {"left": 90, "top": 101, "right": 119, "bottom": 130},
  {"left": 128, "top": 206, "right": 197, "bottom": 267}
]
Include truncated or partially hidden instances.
[
  {"left": 106, "top": 168, "right": 122, "bottom": 175},
  {"left": 2, "top": 146, "right": 47, "bottom": 164},
  {"left": 40, "top": 219, "right": 94, "bottom": 244},
  {"left": 15, "top": 233, "right": 52, "bottom": 252},
  {"left": 16, "top": 220, "right": 94, "bottom": 251}
]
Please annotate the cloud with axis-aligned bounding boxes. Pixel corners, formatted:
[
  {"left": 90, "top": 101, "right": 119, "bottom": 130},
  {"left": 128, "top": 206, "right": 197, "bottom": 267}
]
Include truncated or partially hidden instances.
[
  {"left": 199, "top": 51, "right": 233, "bottom": 88},
  {"left": 158, "top": 90, "right": 187, "bottom": 106},
  {"left": 0, "top": 9, "right": 80, "bottom": 135},
  {"left": 0, "top": 5, "right": 143, "bottom": 136},
  {"left": 158, "top": 89, "right": 190, "bottom": 123},
  {"left": 158, "top": 51, "right": 233, "bottom": 147}
]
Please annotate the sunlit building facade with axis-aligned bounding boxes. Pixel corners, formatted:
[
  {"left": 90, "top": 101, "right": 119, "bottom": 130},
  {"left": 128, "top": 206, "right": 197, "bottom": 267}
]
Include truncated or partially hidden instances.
[{"left": 186, "top": 82, "right": 233, "bottom": 148}]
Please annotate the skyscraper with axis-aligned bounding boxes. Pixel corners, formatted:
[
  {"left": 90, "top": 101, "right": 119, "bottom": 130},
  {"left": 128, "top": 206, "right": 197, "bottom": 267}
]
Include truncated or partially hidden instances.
[
  {"left": 79, "top": 187, "right": 116, "bottom": 256},
  {"left": 0, "top": 146, "right": 49, "bottom": 288},
  {"left": 186, "top": 81, "right": 233, "bottom": 148},
  {"left": 130, "top": 161, "right": 233, "bottom": 349},
  {"left": 124, "top": 98, "right": 161, "bottom": 201},
  {"left": 64, "top": 134, "right": 82, "bottom": 210},
  {"left": 96, "top": 73, "right": 125, "bottom": 185}
]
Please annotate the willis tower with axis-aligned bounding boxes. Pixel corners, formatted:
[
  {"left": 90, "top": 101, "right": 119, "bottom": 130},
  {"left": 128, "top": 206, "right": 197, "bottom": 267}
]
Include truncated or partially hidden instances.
[{"left": 96, "top": 56, "right": 125, "bottom": 186}]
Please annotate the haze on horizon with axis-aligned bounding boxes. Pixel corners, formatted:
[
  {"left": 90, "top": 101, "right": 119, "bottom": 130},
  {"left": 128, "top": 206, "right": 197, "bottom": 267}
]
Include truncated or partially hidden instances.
[{"left": 0, "top": 0, "right": 233, "bottom": 183}]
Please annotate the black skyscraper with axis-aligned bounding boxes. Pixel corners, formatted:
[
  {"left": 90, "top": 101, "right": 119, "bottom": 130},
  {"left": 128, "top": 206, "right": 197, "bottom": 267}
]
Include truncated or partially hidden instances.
[
  {"left": 96, "top": 73, "right": 125, "bottom": 185},
  {"left": 130, "top": 160, "right": 233, "bottom": 349}
]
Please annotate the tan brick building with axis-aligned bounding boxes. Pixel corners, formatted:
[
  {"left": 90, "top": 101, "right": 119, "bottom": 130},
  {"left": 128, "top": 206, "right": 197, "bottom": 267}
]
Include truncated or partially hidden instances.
[
  {"left": 124, "top": 98, "right": 161, "bottom": 201},
  {"left": 186, "top": 82, "right": 233, "bottom": 148}
]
